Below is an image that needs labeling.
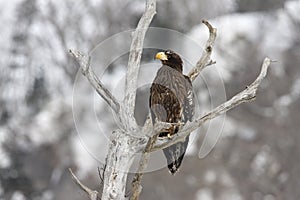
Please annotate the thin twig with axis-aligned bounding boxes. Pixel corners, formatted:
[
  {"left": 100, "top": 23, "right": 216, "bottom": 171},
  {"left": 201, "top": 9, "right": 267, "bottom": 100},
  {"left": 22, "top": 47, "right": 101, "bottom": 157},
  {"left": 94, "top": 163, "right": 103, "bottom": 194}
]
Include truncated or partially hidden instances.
[
  {"left": 69, "top": 49, "right": 120, "bottom": 113},
  {"left": 122, "top": 0, "right": 157, "bottom": 130},
  {"left": 151, "top": 58, "right": 273, "bottom": 151},
  {"left": 69, "top": 168, "right": 99, "bottom": 200},
  {"left": 98, "top": 164, "right": 106, "bottom": 185},
  {"left": 188, "top": 20, "right": 217, "bottom": 81}
]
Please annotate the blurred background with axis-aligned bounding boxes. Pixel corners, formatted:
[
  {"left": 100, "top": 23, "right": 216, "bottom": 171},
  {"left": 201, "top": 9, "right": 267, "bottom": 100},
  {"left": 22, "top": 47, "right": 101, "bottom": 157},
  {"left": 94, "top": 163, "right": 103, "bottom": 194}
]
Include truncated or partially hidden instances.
[{"left": 1, "top": 0, "right": 300, "bottom": 199}]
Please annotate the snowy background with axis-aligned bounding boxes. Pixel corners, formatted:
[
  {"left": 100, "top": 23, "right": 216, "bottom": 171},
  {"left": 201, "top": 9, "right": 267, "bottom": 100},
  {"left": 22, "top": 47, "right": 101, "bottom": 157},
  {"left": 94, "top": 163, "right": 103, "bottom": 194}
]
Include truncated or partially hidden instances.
[{"left": 0, "top": 0, "right": 300, "bottom": 199}]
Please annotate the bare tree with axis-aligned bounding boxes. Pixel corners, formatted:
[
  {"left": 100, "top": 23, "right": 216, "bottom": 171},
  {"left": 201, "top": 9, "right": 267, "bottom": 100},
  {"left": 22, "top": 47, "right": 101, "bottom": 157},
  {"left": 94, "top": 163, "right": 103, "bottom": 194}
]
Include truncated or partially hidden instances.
[{"left": 69, "top": 0, "right": 273, "bottom": 199}]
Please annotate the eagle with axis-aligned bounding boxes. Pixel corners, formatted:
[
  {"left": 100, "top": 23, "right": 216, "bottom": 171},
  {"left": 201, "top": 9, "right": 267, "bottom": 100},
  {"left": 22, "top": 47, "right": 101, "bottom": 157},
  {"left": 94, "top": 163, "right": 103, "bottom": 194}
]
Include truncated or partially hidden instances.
[{"left": 150, "top": 50, "right": 195, "bottom": 174}]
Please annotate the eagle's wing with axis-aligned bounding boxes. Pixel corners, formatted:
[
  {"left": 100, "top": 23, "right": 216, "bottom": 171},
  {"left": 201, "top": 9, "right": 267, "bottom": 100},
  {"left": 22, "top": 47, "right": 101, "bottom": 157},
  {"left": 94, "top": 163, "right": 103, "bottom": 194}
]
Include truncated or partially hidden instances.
[
  {"left": 150, "top": 83, "right": 180, "bottom": 124},
  {"left": 150, "top": 66, "right": 185, "bottom": 136}
]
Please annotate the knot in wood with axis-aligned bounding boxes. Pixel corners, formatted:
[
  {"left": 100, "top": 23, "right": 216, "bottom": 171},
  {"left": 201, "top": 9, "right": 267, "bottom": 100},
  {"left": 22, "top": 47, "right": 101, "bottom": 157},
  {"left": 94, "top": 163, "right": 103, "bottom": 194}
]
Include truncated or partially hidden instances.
[{"left": 206, "top": 46, "right": 212, "bottom": 53}]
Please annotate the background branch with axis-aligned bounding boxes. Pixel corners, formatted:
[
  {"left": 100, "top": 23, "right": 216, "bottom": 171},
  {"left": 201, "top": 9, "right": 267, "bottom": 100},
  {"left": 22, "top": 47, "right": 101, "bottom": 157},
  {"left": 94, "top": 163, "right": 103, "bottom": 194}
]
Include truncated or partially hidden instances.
[
  {"left": 122, "top": 0, "right": 156, "bottom": 130},
  {"left": 69, "top": 49, "right": 120, "bottom": 113},
  {"left": 152, "top": 57, "right": 273, "bottom": 151}
]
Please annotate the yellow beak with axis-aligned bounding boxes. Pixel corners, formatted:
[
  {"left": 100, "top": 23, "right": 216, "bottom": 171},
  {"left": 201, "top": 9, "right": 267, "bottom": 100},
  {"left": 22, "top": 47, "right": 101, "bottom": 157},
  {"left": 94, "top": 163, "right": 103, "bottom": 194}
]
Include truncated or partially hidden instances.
[{"left": 155, "top": 52, "right": 168, "bottom": 61}]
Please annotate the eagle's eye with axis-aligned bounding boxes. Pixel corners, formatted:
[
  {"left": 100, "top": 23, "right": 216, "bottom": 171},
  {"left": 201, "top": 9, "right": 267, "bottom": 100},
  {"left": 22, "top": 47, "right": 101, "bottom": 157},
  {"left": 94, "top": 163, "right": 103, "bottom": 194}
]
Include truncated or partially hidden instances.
[{"left": 165, "top": 50, "right": 172, "bottom": 55}]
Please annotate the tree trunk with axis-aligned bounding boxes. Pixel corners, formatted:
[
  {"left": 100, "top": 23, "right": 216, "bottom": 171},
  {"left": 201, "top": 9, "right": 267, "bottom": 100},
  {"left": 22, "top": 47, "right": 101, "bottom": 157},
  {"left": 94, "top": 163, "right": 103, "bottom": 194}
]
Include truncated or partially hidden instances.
[{"left": 101, "top": 130, "right": 137, "bottom": 200}]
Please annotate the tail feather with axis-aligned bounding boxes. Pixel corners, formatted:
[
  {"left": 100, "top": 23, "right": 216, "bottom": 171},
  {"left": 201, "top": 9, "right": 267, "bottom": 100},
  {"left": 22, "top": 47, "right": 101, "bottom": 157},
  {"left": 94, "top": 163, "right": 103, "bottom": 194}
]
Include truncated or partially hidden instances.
[{"left": 163, "top": 136, "right": 189, "bottom": 175}]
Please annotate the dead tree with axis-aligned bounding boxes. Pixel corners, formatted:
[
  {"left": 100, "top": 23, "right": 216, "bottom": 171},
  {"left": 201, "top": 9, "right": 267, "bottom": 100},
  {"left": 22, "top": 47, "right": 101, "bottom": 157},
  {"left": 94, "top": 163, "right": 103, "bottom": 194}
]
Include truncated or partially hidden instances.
[{"left": 69, "top": 0, "right": 273, "bottom": 199}]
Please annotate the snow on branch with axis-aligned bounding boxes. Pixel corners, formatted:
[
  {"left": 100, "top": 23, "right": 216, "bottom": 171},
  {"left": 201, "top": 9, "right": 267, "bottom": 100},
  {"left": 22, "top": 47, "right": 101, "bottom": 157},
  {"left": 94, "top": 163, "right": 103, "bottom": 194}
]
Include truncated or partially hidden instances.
[
  {"left": 151, "top": 57, "right": 274, "bottom": 151},
  {"left": 122, "top": 0, "right": 156, "bottom": 130},
  {"left": 69, "top": 50, "right": 120, "bottom": 113}
]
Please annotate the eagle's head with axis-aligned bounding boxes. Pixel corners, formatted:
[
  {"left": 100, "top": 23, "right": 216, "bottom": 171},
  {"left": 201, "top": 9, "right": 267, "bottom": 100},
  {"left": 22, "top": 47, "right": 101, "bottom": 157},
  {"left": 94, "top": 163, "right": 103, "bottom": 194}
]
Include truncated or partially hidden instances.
[{"left": 155, "top": 50, "right": 183, "bottom": 72}]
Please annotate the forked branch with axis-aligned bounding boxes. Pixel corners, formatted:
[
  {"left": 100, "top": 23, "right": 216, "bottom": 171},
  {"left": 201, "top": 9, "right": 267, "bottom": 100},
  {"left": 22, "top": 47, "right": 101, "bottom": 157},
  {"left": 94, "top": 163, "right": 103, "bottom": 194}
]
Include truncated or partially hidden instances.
[{"left": 188, "top": 20, "right": 217, "bottom": 81}]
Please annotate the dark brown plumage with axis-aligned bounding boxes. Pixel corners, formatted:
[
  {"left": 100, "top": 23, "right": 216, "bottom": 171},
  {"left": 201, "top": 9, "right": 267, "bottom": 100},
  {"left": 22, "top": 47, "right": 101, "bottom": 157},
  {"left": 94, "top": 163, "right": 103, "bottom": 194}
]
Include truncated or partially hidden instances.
[{"left": 150, "top": 50, "right": 195, "bottom": 174}]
